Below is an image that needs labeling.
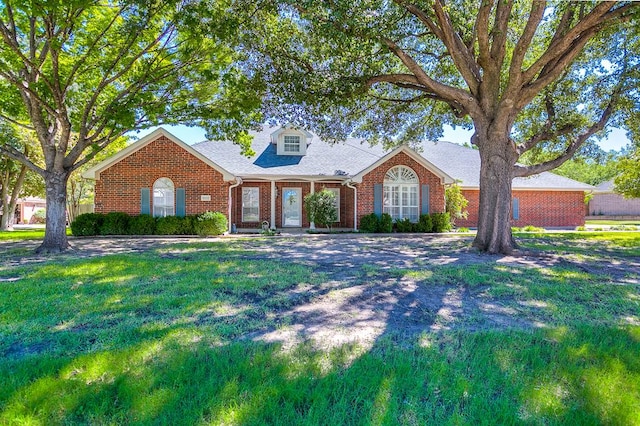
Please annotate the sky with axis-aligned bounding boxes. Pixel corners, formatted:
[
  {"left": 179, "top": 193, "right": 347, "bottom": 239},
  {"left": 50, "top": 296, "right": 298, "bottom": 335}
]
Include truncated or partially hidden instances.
[{"left": 132, "top": 123, "right": 632, "bottom": 152}]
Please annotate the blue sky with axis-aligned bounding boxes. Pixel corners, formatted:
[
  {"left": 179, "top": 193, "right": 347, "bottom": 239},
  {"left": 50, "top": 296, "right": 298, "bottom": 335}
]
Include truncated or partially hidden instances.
[{"left": 132, "top": 123, "right": 631, "bottom": 152}]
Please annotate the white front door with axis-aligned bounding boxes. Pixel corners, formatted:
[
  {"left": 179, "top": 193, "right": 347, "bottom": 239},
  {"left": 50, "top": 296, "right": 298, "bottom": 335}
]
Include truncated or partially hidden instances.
[{"left": 282, "top": 188, "right": 302, "bottom": 227}]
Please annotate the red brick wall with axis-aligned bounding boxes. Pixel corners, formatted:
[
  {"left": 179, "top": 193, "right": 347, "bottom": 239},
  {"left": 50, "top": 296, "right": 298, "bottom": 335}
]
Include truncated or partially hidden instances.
[
  {"left": 456, "top": 189, "right": 586, "bottom": 228},
  {"left": 357, "top": 152, "right": 446, "bottom": 225},
  {"left": 94, "top": 136, "right": 229, "bottom": 217}
]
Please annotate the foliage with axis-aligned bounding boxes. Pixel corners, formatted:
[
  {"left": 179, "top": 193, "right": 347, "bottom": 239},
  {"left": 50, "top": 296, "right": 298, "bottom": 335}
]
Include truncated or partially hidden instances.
[
  {"left": 445, "top": 184, "right": 469, "bottom": 225},
  {"left": 194, "top": 211, "right": 228, "bottom": 236},
  {"left": 28, "top": 209, "right": 46, "bottom": 224},
  {"left": 0, "top": 1, "right": 262, "bottom": 251},
  {"left": 614, "top": 148, "right": 640, "bottom": 198},
  {"left": 99, "top": 212, "right": 130, "bottom": 235},
  {"left": 70, "top": 213, "right": 104, "bottom": 237},
  {"left": 395, "top": 218, "right": 414, "bottom": 233},
  {"left": 550, "top": 157, "right": 620, "bottom": 187},
  {"left": 230, "top": 1, "right": 640, "bottom": 254},
  {"left": 379, "top": 213, "right": 393, "bottom": 233},
  {"left": 156, "top": 216, "right": 193, "bottom": 236},
  {"left": 415, "top": 214, "right": 433, "bottom": 233},
  {"left": 304, "top": 190, "right": 338, "bottom": 230},
  {"left": 521, "top": 225, "right": 546, "bottom": 233},
  {"left": 128, "top": 215, "right": 157, "bottom": 236},
  {"left": 359, "top": 213, "right": 380, "bottom": 233},
  {"left": 431, "top": 213, "right": 452, "bottom": 233}
]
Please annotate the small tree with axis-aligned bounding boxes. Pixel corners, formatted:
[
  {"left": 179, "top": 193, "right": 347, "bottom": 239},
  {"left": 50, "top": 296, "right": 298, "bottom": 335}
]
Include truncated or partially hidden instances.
[
  {"left": 304, "top": 189, "right": 338, "bottom": 231},
  {"left": 445, "top": 183, "right": 469, "bottom": 226}
]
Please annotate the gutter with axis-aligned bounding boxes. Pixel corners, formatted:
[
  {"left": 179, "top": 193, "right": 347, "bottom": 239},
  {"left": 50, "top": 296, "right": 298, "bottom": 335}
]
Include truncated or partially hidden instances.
[{"left": 344, "top": 180, "right": 358, "bottom": 231}]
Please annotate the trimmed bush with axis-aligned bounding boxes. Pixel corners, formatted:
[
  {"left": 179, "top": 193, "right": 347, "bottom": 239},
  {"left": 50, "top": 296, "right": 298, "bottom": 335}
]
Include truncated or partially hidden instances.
[
  {"left": 359, "top": 213, "right": 379, "bottom": 233},
  {"left": 129, "top": 214, "right": 156, "bottom": 235},
  {"left": 99, "top": 212, "right": 130, "bottom": 235},
  {"left": 71, "top": 213, "right": 104, "bottom": 236},
  {"left": 431, "top": 212, "right": 451, "bottom": 233},
  {"left": 194, "top": 211, "right": 227, "bottom": 236},
  {"left": 395, "top": 218, "right": 414, "bottom": 233},
  {"left": 415, "top": 214, "right": 433, "bottom": 233},
  {"left": 304, "top": 190, "right": 338, "bottom": 230},
  {"left": 156, "top": 216, "right": 192, "bottom": 235},
  {"left": 379, "top": 213, "right": 393, "bottom": 233}
]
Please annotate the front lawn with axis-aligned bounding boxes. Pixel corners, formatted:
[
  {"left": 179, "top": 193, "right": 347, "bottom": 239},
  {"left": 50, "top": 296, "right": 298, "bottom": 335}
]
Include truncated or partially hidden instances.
[
  {"left": 1, "top": 234, "right": 638, "bottom": 424},
  {"left": 0, "top": 228, "right": 71, "bottom": 241}
]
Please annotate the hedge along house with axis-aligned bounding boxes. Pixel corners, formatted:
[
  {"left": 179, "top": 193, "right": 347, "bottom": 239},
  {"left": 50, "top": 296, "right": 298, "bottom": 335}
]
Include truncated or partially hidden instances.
[{"left": 84, "top": 126, "right": 593, "bottom": 231}]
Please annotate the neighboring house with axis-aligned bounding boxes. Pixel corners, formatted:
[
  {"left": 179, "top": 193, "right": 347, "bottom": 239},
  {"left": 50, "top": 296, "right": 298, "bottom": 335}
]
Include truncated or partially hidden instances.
[
  {"left": 588, "top": 180, "right": 640, "bottom": 216},
  {"left": 84, "top": 127, "right": 593, "bottom": 231},
  {"left": 16, "top": 197, "right": 46, "bottom": 224}
]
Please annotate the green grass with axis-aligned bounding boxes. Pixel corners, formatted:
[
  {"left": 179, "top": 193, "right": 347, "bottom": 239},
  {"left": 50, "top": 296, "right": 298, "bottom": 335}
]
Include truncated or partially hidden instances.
[
  {"left": 586, "top": 219, "right": 640, "bottom": 226},
  {"left": 1, "top": 236, "right": 639, "bottom": 424},
  {"left": 0, "top": 228, "right": 71, "bottom": 241}
]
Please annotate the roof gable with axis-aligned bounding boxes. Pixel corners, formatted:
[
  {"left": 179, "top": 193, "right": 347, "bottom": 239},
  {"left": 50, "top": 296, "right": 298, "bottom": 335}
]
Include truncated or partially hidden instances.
[
  {"left": 351, "top": 145, "right": 455, "bottom": 184},
  {"left": 82, "top": 128, "right": 236, "bottom": 181}
]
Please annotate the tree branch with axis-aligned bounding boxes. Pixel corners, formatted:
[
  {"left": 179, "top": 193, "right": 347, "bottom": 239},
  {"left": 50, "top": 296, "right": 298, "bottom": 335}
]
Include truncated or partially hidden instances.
[
  {"left": 0, "top": 144, "right": 43, "bottom": 175},
  {"left": 513, "top": 91, "right": 618, "bottom": 177}
]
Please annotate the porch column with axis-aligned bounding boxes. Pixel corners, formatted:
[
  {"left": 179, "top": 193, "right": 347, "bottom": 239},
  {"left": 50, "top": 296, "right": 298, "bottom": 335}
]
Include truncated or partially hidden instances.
[
  {"left": 270, "top": 180, "right": 276, "bottom": 229},
  {"left": 309, "top": 181, "right": 315, "bottom": 229}
]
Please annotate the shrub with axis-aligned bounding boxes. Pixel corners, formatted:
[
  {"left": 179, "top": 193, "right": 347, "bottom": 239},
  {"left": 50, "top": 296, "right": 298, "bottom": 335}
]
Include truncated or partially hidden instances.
[
  {"left": 395, "top": 218, "right": 414, "bottom": 233},
  {"left": 156, "top": 216, "right": 189, "bottom": 235},
  {"left": 511, "top": 227, "right": 521, "bottom": 233},
  {"left": 99, "top": 212, "right": 130, "bottom": 235},
  {"left": 575, "top": 226, "right": 586, "bottom": 232},
  {"left": 194, "top": 211, "right": 227, "bottom": 236},
  {"left": 522, "top": 225, "right": 545, "bottom": 233},
  {"left": 71, "top": 213, "right": 104, "bottom": 236},
  {"left": 415, "top": 214, "right": 433, "bottom": 233},
  {"left": 359, "top": 213, "right": 379, "bottom": 233},
  {"left": 29, "top": 209, "right": 46, "bottom": 224},
  {"left": 379, "top": 213, "right": 393, "bottom": 233},
  {"left": 129, "top": 214, "right": 156, "bottom": 235},
  {"left": 304, "top": 190, "right": 338, "bottom": 230},
  {"left": 456, "top": 227, "right": 470, "bottom": 233},
  {"left": 445, "top": 184, "right": 469, "bottom": 225},
  {"left": 431, "top": 212, "right": 451, "bottom": 233}
]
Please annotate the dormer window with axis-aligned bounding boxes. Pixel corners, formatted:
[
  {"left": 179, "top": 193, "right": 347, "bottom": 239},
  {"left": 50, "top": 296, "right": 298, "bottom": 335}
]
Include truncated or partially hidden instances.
[
  {"left": 283, "top": 135, "right": 301, "bottom": 153},
  {"left": 271, "top": 126, "right": 313, "bottom": 156}
]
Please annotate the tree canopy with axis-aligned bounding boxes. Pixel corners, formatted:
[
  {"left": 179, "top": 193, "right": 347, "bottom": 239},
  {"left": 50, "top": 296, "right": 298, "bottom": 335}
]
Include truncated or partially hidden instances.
[
  {"left": 0, "top": 0, "right": 262, "bottom": 251},
  {"left": 222, "top": 0, "right": 639, "bottom": 253}
]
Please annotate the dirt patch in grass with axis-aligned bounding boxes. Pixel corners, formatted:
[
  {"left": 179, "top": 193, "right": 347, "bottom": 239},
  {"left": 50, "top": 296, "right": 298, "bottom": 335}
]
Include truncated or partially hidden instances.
[{"left": 2, "top": 234, "right": 638, "bottom": 349}]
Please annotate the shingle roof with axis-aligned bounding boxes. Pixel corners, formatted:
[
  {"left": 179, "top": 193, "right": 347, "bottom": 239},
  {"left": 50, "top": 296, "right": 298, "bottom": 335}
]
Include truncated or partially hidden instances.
[
  {"left": 189, "top": 126, "right": 593, "bottom": 190},
  {"left": 595, "top": 180, "right": 615, "bottom": 192},
  {"left": 192, "top": 126, "right": 385, "bottom": 178}
]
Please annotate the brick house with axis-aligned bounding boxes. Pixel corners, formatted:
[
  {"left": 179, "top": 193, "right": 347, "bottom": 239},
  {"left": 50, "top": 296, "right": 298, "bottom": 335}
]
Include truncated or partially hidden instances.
[
  {"left": 588, "top": 180, "right": 640, "bottom": 216},
  {"left": 84, "top": 126, "right": 593, "bottom": 231}
]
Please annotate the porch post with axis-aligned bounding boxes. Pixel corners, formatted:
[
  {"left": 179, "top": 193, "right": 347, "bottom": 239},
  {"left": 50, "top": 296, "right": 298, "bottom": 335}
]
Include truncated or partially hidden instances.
[
  {"left": 309, "top": 181, "right": 316, "bottom": 230},
  {"left": 270, "top": 180, "right": 276, "bottom": 229}
]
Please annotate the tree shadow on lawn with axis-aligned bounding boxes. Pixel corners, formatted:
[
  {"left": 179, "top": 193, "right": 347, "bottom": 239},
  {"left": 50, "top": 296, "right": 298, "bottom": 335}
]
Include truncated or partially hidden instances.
[{"left": 1, "top": 241, "right": 639, "bottom": 424}]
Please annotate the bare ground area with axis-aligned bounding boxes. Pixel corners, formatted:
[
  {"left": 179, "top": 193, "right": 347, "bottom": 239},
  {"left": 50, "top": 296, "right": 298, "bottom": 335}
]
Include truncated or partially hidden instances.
[{"left": 2, "top": 234, "right": 639, "bottom": 349}]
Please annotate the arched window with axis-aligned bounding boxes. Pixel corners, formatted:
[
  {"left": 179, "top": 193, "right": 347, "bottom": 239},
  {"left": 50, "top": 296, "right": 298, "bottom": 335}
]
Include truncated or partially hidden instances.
[
  {"left": 383, "top": 166, "right": 419, "bottom": 222},
  {"left": 153, "top": 178, "right": 175, "bottom": 217}
]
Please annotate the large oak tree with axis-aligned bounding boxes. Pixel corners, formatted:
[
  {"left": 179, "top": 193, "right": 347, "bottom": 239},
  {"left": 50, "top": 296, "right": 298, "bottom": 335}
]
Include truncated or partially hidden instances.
[
  {"left": 228, "top": 0, "right": 639, "bottom": 253},
  {"left": 0, "top": 0, "right": 261, "bottom": 252}
]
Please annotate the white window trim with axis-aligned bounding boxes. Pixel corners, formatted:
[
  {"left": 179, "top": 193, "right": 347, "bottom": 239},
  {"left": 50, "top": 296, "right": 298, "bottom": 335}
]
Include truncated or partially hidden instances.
[
  {"left": 277, "top": 132, "right": 306, "bottom": 155},
  {"left": 325, "top": 188, "right": 340, "bottom": 222},
  {"left": 383, "top": 166, "right": 419, "bottom": 222},
  {"left": 153, "top": 177, "right": 175, "bottom": 217},
  {"left": 242, "top": 187, "right": 260, "bottom": 222}
]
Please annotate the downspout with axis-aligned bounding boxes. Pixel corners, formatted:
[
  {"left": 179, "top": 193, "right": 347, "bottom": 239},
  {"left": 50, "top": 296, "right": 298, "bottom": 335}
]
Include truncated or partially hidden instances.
[
  {"left": 345, "top": 180, "right": 358, "bottom": 231},
  {"left": 228, "top": 177, "right": 242, "bottom": 233}
]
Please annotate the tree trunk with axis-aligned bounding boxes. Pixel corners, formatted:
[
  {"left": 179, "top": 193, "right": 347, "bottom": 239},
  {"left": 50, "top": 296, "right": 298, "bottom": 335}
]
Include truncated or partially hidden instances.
[
  {"left": 1, "top": 164, "right": 28, "bottom": 231},
  {"left": 0, "top": 172, "right": 8, "bottom": 230},
  {"left": 37, "top": 171, "right": 71, "bottom": 253},
  {"left": 472, "top": 129, "right": 519, "bottom": 254}
]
